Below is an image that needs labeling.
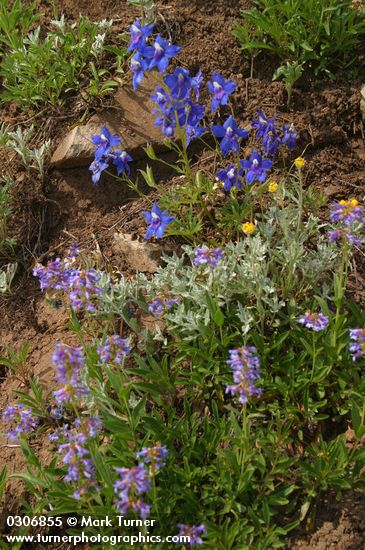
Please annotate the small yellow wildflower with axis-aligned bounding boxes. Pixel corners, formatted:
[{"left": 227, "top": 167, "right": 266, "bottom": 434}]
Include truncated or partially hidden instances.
[
  {"left": 242, "top": 222, "right": 255, "bottom": 235},
  {"left": 268, "top": 182, "right": 278, "bottom": 193},
  {"left": 294, "top": 156, "right": 305, "bottom": 169}
]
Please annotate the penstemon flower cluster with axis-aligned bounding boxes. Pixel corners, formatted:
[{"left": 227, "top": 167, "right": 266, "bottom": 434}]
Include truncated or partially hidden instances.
[
  {"left": 328, "top": 198, "right": 364, "bottom": 248},
  {"left": 50, "top": 417, "right": 102, "bottom": 500},
  {"left": 2, "top": 403, "right": 38, "bottom": 440},
  {"left": 114, "top": 444, "right": 169, "bottom": 519},
  {"left": 33, "top": 245, "right": 105, "bottom": 312},
  {"left": 225, "top": 346, "right": 262, "bottom": 405}
]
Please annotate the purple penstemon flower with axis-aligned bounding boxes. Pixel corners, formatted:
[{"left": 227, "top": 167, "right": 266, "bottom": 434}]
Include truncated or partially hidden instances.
[
  {"left": 97, "top": 335, "right": 132, "bottom": 365},
  {"left": 137, "top": 444, "right": 169, "bottom": 473},
  {"left": 2, "top": 404, "right": 38, "bottom": 440},
  {"left": 216, "top": 164, "right": 242, "bottom": 192},
  {"left": 143, "top": 203, "right": 174, "bottom": 239},
  {"left": 53, "top": 419, "right": 100, "bottom": 499},
  {"left": 89, "top": 159, "right": 109, "bottom": 185},
  {"left": 143, "top": 34, "right": 181, "bottom": 73},
  {"left": 328, "top": 229, "right": 362, "bottom": 248},
  {"left": 148, "top": 296, "right": 179, "bottom": 317},
  {"left": 349, "top": 328, "right": 365, "bottom": 361},
  {"left": 33, "top": 257, "right": 70, "bottom": 292},
  {"left": 240, "top": 150, "right": 273, "bottom": 184},
  {"left": 329, "top": 199, "right": 364, "bottom": 227},
  {"left": 68, "top": 268, "right": 104, "bottom": 313},
  {"left": 225, "top": 346, "right": 262, "bottom": 405},
  {"left": 211, "top": 115, "right": 248, "bottom": 157},
  {"left": 298, "top": 311, "right": 329, "bottom": 331},
  {"left": 208, "top": 72, "right": 236, "bottom": 112},
  {"left": 52, "top": 343, "right": 89, "bottom": 405},
  {"left": 193, "top": 246, "right": 224, "bottom": 268},
  {"left": 128, "top": 18, "right": 154, "bottom": 52},
  {"left": 114, "top": 465, "right": 151, "bottom": 519},
  {"left": 91, "top": 125, "right": 121, "bottom": 159},
  {"left": 177, "top": 524, "right": 206, "bottom": 545}
]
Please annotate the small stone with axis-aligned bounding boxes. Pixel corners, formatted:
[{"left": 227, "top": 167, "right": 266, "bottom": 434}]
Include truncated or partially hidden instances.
[
  {"left": 112, "top": 232, "right": 169, "bottom": 273},
  {"left": 51, "top": 72, "right": 166, "bottom": 169}
]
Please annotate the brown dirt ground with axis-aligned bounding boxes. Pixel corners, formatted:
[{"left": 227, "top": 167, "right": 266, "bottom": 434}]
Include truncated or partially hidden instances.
[{"left": 1, "top": 0, "right": 365, "bottom": 548}]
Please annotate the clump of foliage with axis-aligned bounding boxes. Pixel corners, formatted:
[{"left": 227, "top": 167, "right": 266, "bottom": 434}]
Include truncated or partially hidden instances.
[
  {"left": 0, "top": 3, "right": 127, "bottom": 109},
  {"left": 234, "top": 0, "right": 365, "bottom": 103},
  {"left": 2, "top": 17, "right": 365, "bottom": 550}
]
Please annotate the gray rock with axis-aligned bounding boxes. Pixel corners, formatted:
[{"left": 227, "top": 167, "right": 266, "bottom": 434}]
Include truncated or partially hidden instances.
[
  {"left": 51, "top": 72, "right": 165, "bottom": 169},
  {"left": 112, "top": 232, "right": 166, "bottom": 273}
]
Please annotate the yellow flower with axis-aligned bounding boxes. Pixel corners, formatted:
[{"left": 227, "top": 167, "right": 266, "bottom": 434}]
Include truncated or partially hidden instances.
[
  {"left": 339, "top": 198, "right": 358, "bottom": 207},
  {"left": 242, "top": 222, "right": 255, "bottom": 235},
  {"left": 294, "top": 156, "right": 305, "bottom": 169},
  {"left": 268, "top": 182, "right": 278, "bottom": 193}
]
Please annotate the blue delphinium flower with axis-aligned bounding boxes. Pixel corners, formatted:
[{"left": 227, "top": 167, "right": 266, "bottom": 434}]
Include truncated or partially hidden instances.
[
  {"left": 128, "top": 18, "right": 154, "bottom": 52},
  {"left": 2, "top": 404, "right": 38, "bottom": 440},
  {"left": 251, "top": 109, "right": 275, "bottom": 139},
  {"left": 298, "top": 311, "right": 329, "bottom": 331},
  {"left": 349, "top": 328, "right": 365, "bottom": 361},
  {"left": 89, "top": 159, "right": 109, "bottom": 185},
  {"left": 240, "top": 150, "right": 273, "bottom": 184},
  {"left": 137, "top": 444, "right": 169, "bottom": 473},
  {"left": 130, "top": 52, "right": 149, "bottom": 90},
  {"left": 143, "top": 34, "right": 181, "bottom": 73},
  {"left": 193, "top": 247, "right": 224, "bottom": 268},
  {"left": 216, "top": 164, "right": 242, "bottom": 192},
  {"left": 143, "top": 203, "right": 174, "bottom": 239},
  {"left": 225, "top": 346, "right": 262, "bottom": 405},
  {"left": 262, "top": 130, "right": 282, "bottom": 156},
  {"left": 91, "top": 125, "right": 121, "bottom": 159},
  {"left": 177, "top": 524, "right": 206, "bottom": 545},
  {"left": 110, "top": 150, "right": 132, "bottom": 176},
  {"left": 208, "top": 72, "right": 236, "bottom": 112},
  {"left": 282, "top": 124, "right": 297, "bottom": 150},
  {"left": 191, "top": 69, "right": 203, "bottom": 100},
  {"left": 114, "top": 465, "right": 151, "bottom": 519},
  {"left": 330, "top": 199, "right": 364, "bottom": 227},
  {"left": 211, "top": 115, "right": 248, "bottom": 156},
  {"left": 97, "top": 335, "right": 132, "bottom": 365},
  {"left": 164, "top": 67, "right": 192, "bottom": 99}
]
